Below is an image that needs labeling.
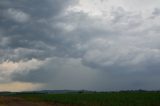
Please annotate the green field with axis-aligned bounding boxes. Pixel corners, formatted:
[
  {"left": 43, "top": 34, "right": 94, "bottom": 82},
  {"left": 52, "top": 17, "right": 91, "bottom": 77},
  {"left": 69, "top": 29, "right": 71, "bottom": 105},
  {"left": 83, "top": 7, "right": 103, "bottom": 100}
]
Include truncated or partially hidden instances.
[{"left": 13, "top": 92, "right": 160, "bottom": 106}]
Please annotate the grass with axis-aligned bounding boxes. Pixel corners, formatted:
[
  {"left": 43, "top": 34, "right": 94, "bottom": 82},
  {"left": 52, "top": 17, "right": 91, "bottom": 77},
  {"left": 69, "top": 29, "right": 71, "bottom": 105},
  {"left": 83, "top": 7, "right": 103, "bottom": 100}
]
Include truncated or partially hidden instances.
[{"left": 12, "top": 91, "right": 160, "bottom": 106}]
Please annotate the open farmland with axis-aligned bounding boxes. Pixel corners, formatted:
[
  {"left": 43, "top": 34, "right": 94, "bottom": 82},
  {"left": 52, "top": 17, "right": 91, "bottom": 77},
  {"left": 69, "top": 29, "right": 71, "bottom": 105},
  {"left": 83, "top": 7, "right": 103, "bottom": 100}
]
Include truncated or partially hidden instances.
[{"left": 1, "top": 91, "right": 160, "bottom": 106}]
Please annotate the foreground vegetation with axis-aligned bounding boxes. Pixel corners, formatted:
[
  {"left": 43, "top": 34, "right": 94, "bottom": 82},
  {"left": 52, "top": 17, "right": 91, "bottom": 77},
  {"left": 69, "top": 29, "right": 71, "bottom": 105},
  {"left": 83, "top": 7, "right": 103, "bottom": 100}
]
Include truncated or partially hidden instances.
[{"left": 10, "top": 91, "right": 160, "bottom": 106}]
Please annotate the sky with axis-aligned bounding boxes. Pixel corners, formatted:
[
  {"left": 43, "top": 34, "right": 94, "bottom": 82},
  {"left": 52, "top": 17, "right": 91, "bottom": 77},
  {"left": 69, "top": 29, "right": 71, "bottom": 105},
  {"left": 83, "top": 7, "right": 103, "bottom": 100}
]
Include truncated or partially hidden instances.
[{"left": 0, "top": 0, "right": 160, "bottom": 91}]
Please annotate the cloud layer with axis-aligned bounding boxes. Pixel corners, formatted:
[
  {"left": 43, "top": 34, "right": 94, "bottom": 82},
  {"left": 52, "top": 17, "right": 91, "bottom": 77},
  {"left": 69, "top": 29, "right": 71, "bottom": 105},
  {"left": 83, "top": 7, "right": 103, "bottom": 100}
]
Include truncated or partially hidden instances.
[{"left": 0, "top": 0, "right": 160, "bottom": 91}]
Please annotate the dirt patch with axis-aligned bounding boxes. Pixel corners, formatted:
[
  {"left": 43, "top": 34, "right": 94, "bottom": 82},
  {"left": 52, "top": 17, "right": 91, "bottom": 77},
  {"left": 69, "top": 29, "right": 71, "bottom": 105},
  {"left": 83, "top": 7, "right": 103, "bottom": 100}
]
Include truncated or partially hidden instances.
[{"left": 0, "top": 96, "right": 76, "bottom": 106}]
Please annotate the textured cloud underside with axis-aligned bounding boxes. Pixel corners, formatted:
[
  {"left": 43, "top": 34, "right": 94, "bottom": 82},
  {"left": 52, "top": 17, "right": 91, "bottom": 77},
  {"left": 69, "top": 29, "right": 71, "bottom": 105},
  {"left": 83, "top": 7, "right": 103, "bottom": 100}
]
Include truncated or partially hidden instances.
[{"left": 0, "top": 0, "right": 160, "bottom": 91}]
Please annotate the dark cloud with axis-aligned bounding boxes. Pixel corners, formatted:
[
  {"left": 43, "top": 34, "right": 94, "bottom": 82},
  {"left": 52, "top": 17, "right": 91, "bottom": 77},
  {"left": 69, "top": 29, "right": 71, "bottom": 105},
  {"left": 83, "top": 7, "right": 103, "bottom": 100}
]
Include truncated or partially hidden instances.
[
  {"left": 0, "top": 0, "right": 78, "bottom": 61},
  {"left": 153, "top": 8, "right": 160, "bottom": 16},
  {"left": 11, "top": 57, "right": 97, "bottom": 90},
  {"left": 0, "top": 0, "right": 160, "bottom": 91}
]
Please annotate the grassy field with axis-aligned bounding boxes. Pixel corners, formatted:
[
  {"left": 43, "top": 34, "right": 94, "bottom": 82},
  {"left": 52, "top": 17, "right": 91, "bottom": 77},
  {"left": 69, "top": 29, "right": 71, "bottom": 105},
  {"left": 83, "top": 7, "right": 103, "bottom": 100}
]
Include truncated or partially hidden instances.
[{"left": 9, "top": 91, "right": 160, "bottom": 106}]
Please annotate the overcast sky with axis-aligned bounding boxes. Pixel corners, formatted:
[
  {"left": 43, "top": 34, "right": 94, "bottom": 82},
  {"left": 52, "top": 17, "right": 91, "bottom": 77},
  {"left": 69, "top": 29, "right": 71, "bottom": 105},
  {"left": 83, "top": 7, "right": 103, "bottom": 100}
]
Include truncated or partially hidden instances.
[{"left": 0, "top": 0, "right": 160, "bottom": 91}]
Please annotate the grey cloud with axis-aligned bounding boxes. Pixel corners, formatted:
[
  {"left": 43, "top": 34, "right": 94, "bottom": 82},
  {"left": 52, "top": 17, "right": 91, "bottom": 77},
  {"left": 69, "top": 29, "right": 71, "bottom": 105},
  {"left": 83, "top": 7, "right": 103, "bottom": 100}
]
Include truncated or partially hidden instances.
[
  {"left": 153, "top": 8, "right": 160, "bottom": 16},
  {"left": 12, "top": 57, "right": 97, "bottom": 90},
  {"left": 0, "top": 0, "right": 77, "bottom": 18},
  {"left": 0, "top": 0, "right": 78, "bottom": 61},
  {"left": 1, "top": 0, "right": 160, "bottom": 91},
  {"left": 4, "top": 8, "right": 30, "bottom": 23}
]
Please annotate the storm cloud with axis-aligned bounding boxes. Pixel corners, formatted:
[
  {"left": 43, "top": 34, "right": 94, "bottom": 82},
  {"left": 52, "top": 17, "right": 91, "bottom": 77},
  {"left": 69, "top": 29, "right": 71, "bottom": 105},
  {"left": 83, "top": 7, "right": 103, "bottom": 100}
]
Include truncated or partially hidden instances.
[{"left": 0, "top": 0, "right": 160, "bottom": 91}]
